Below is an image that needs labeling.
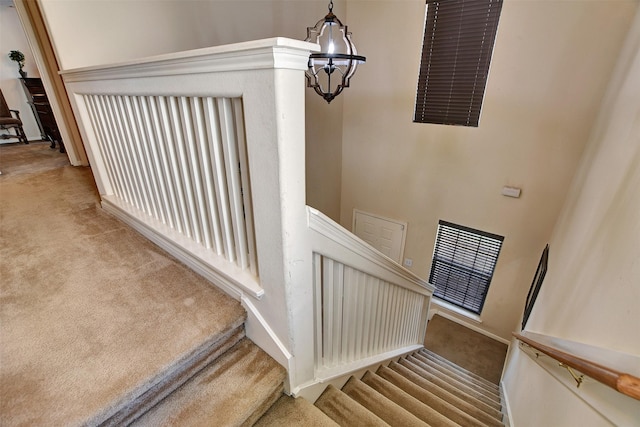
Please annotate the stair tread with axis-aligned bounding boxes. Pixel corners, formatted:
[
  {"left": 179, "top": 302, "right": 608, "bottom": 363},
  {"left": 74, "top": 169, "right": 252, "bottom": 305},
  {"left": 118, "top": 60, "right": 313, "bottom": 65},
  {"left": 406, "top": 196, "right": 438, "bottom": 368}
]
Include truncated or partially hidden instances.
[
  {"left": 361, "top": 371, "right": 461, "bottom": 427},
  {"left": 405, "top": 356, "right": 502, "bottom": 409},
  {"left": 386, "top": 362, "right": 504, "bottom": 426},
  {"left": 315, "top": 384, "right": 389, "bottom": 427},
  {"left": 131, "top": 338, "right": 286, "bottom": 427},
  {"left": 414, "top": 351, "right": 500, "bottom": 396},
  {"left": 342, "top": 376, "right": 429, "bottom": 427},
  {"left": 420, "top": 349, "right": 500, "bottom": 390},
  {"left": 255, "top": 395, "right": 340, "bottom": 427}
]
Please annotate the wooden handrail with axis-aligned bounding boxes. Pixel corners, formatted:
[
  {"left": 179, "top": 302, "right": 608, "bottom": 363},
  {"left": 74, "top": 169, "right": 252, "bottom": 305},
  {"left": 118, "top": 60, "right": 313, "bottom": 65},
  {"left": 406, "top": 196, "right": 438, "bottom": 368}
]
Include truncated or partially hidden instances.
[{"left": 513, "top": 332, "right": 640, "bottom": 401}]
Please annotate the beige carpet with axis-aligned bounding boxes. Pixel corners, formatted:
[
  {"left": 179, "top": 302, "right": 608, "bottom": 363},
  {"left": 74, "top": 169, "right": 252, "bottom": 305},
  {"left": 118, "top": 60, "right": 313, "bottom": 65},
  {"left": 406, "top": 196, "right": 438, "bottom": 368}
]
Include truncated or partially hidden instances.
[
  {"left": 0, "top": 142, "right": 245, "bottom": 425},
  {"left": 423, "top": 314, "right": 507, "bottom": 384}
]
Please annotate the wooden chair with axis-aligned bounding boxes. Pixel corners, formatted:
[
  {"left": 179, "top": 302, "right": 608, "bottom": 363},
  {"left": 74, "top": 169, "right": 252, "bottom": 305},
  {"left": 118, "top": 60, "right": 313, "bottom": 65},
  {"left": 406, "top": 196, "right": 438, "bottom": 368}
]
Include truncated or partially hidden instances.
[{"left": 0, "top": 89, "right": 28, "bottom": 145}]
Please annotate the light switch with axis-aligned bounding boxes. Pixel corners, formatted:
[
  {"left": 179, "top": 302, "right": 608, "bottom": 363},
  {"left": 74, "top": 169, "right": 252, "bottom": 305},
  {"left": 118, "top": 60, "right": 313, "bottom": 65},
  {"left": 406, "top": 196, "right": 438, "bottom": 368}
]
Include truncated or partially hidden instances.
[{"left": 502, "top": 186, "right": 521, "bottom": 198}]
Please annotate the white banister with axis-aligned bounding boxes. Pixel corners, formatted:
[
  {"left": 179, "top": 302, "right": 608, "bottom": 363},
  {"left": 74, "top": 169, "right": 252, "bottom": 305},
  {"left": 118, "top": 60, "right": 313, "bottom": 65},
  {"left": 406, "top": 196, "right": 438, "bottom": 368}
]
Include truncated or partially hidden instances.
[
  {"left": 307, "top": 207, "right": 434, "bottom": 382},
  {"left": 62, "top": 38, "right": 433, "bottom": 396},
  {"left": 63, "top": 37, "right": 320, "bottom": 393}
]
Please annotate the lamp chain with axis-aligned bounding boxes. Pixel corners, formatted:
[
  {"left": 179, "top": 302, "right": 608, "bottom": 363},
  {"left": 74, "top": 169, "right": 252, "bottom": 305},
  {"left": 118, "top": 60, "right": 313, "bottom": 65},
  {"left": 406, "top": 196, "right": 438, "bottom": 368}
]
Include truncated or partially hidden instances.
[{"left": 328, "top": 0, "right": 334, "bottom": 12}]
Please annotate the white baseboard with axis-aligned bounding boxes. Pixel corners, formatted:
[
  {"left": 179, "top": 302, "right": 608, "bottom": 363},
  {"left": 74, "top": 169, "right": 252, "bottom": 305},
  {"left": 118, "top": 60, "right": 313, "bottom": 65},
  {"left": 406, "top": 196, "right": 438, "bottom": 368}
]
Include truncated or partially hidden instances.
[
  {"left": 241, "top": 296, "right": 292, "bottom": 371},
  {"left": 500, "top": 379, "right": 514, "bottom": 427}
]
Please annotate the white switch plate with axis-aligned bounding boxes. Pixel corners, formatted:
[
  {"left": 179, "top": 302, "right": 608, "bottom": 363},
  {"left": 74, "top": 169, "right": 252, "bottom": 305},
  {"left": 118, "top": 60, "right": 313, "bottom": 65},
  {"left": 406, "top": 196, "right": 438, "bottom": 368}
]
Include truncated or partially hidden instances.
[
  {"left": 404, "top": 258, "right": 413, "bottom": 267},
  {"left": 502, "top": 186, "right": 521, "bottom": 198}
]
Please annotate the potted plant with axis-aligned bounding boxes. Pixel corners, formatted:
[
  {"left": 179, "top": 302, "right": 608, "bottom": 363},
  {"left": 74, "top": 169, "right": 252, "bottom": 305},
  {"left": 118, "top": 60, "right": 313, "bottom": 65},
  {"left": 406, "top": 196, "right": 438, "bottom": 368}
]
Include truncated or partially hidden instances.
[{"left": 8, "top": 50, "right": 27, "bottom": 78}]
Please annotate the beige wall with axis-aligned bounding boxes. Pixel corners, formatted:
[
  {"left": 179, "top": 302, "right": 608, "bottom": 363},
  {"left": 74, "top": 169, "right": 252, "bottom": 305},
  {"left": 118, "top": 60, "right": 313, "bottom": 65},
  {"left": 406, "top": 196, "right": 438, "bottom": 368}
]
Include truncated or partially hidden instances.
[
  {"left": 340, "top": 0, "right": 636, "bottom": 340},
  {"left": 37, "top": 0, "right": 637, "bottom": 342},
  {"left": 1, "top": 1, "right": 41, "bottom": 140},
  {"left": 503, "top": 6, "right": 640, "bottom": 424},
  {"left": 37, "top": 0, "right": 344, "bottom": 219}
]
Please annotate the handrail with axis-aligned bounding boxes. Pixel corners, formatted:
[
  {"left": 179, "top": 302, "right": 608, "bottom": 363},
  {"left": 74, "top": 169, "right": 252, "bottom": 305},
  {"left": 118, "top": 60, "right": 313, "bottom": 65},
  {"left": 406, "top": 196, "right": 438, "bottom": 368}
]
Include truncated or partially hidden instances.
[{"left": 513, "top": 332, "right": 640, "bottom": 401}]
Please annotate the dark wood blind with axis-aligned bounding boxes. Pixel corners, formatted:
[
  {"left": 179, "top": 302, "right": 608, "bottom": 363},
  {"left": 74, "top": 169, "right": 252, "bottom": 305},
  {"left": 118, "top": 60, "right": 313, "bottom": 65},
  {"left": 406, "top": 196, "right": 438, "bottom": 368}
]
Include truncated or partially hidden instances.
[
  {"left": 429, "top": 220, "right": 503, "bottom": 314},
  {"left": 414, "top": 0, "right": 503, "bottom": 127}
]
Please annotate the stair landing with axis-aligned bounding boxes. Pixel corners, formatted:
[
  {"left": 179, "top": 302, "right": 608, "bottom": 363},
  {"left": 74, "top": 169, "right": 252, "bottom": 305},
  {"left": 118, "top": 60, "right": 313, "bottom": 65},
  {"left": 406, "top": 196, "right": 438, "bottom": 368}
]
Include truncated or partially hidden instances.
[{"left": 0, "top": 159, "right": 279, "bottom": 426}]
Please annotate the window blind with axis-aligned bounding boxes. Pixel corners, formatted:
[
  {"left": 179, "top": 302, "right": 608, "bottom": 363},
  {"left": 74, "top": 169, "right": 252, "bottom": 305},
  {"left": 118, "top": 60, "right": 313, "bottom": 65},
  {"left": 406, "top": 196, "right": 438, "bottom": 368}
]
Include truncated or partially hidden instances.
[
  {"left": 414, "top": 0, "right": 503, "bottom": 127},
  {"left": 429, "top": 220, "right": 503, "bottom": 314}
]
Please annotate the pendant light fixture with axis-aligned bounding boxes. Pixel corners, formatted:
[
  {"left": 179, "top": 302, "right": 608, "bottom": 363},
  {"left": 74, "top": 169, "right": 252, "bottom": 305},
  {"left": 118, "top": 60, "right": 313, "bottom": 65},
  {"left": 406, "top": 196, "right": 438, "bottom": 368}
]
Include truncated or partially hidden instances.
[{"left": 305, "top": 0, "right": 366, "bottom": 103}]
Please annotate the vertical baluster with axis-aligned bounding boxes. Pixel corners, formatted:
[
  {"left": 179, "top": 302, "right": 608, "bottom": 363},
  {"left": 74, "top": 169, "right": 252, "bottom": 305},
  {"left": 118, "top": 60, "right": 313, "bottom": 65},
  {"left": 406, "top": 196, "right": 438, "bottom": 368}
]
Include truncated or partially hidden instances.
[
  {"left": 332, "top": 261, "right": 345, "bottom": 367},
  {"left": 361, "top": 274, "right": 374, "bottom": 358},
  {"left": 322, "top": 258, "right": 334, "bottom": 369},
  {"left": 385, "top": 285, "right": 399, "bottom": 351},
  {"left": 394, "top": 288, "right": 406, "bottom": 347},
  {"left": 170, "top": 96, "right": 201, "bottom": 240},
  {"left": 163, "top": 96, "right": 193, "bottom": 237},
  {"left": 313, "top": 254, "right": 324, "bottom": 371},
  {"left": 149, "top": 96, "right": 183, "bottom": 232},
  {"left": 369, "top": 278, "right": 382, "bottom": 355},
  {"left": 218, "top": 98, "right": 249, "bottom": 269},
  {"left": 353, "top": 271, "right": 366, "bottom": 360},
  {"left": 130, "top": 96, "right": 163, "bottom": 222},
  {"left": 138, "top": 97, "right": 171, "bottom": 227},
  {"left": 416, "top": 296, "right": 424, "bottom": 342},
  {"left": 200, "top": 98, "right": 225, "bottom": 255},
  {"left": 399, "top": 290, "right": 410, "bottom": 346},
  {"left": 187, "top": 97, "right": 214, "bottom": 249},
  {"left": 232, "top": 98, "right": 257, "bottom": 275},
  {"left": 175, "top": 96, "right": 204, "bottom": 244},
  {"left": 124, "top": 96, "right": 156, "bottom": 218},
  {"left": 376, "top": 283, "right": 389, "bottom": 353},
  {"left": 209, "top": 99, "right": 235, "bottom": 259},
  {"left": 408, "top": 293, "right": 417, "bottom": 344},
  {"left": 85, "top": 95, "right": 124, "bottom": 201},
  {"left": 116, "top": 96, "right": 150, "bottom": 213},
  {"left": 104, "top": 95, "right": 140, "bottom": 209},
  {"left": 412, "top": 295, "right": 423, "bottom": 343},
  {"left": 347, "top": 266, "right": 360, "bottom": 363}
]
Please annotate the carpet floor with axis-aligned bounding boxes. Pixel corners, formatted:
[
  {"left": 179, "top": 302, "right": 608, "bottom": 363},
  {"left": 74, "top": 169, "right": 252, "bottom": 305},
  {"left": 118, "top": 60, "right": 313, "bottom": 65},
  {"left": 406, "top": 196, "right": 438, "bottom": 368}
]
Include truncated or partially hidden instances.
[
  {"left": 423, "top": 314, "right": 508, "bottom": 384},
  {"left": 0, "top": 142, "right": 246, "bottom": 425}
]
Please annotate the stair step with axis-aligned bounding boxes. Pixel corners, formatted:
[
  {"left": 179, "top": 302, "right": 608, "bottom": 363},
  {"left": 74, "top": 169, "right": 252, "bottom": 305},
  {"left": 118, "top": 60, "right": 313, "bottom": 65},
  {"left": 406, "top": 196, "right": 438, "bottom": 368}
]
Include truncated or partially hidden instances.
[
  {"left": 254, "top": 395, "right": 339, "bottom": 426},
  {"left": 315, "top": 384, "right": 388, "bottom": 426},
  {"left": 420, "top": 349, "right": 500, "bottom": 391},
  {"left": 382, "top": 364, "right": 503, "bottom": 427},
  {"left": 360, "top": 370, "right": 461, "bottom": 427},
  {"left": 131, "top": 338, "right": 286, "bottom": 427},
  {"left": 105, "top": 324, "right": 246, "bottom": 426},
  {"left": 404, "top": 356, "right": 502, "bottom": 409},
  {"left": 342, "top": 376, "right": 429, "bottom": 426},
  {"left": 414, "top": 351, "right": 500, "bottom": 396}
]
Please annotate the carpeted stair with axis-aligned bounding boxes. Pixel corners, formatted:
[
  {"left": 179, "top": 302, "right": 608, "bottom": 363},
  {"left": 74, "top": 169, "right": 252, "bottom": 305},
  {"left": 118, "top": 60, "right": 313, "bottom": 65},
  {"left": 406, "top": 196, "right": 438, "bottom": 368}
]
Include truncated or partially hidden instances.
[{"left": 256, "top": 348, "right": 505, "bottom": 427}]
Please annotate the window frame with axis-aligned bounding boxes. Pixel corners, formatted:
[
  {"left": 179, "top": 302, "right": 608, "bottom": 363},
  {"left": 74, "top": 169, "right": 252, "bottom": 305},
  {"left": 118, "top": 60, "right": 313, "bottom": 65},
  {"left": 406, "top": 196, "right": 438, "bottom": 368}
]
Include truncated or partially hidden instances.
[{"left": 429, "top": 220, "right": 504, "bottom": 314}]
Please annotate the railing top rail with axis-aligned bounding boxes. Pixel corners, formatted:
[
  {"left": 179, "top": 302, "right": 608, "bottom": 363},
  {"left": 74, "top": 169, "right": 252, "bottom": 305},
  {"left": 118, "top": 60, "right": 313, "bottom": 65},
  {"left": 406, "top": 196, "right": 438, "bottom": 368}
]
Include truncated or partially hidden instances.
[
  {"left": 513, "top": 332, "right": 640, "bottom": 401},
  {"left": 61, "top": 37, "right": 319, "bottom": 82}
]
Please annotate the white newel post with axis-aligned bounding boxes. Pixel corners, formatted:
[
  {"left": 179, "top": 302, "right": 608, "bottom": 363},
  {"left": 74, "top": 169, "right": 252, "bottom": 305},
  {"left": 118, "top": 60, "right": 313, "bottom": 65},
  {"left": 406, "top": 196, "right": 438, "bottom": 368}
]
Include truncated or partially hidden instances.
[{"left": 240, "top": 56, "right": 318, "bottom": 393}]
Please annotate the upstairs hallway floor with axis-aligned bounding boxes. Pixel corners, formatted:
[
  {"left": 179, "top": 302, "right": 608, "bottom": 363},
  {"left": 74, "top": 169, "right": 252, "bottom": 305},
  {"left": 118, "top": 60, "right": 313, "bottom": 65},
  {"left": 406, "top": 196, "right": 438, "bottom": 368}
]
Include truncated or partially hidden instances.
[{"left": 0, "top": 141, "right": 246, "bottom": 426}]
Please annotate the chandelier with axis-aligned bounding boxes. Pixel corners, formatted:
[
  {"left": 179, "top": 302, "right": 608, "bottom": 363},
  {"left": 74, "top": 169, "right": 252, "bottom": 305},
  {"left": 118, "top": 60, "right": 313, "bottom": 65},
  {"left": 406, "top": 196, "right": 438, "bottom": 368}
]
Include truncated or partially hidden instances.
[{"left": 304, "top": 1, "right": 366, "bottom": 103}]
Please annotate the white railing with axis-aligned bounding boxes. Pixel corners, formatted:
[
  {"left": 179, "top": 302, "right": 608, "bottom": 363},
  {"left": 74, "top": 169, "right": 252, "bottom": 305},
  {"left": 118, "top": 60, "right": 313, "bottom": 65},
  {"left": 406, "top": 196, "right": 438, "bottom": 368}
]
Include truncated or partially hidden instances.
[
  {"left": 61, "top": 38, "right": 433, "bottom": 396},
  {"left": 84, "top": 94, "right": 257, "bottom": 276},
  {"left": 308, "top": 208, "right": 433, "bottom": 383}
]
